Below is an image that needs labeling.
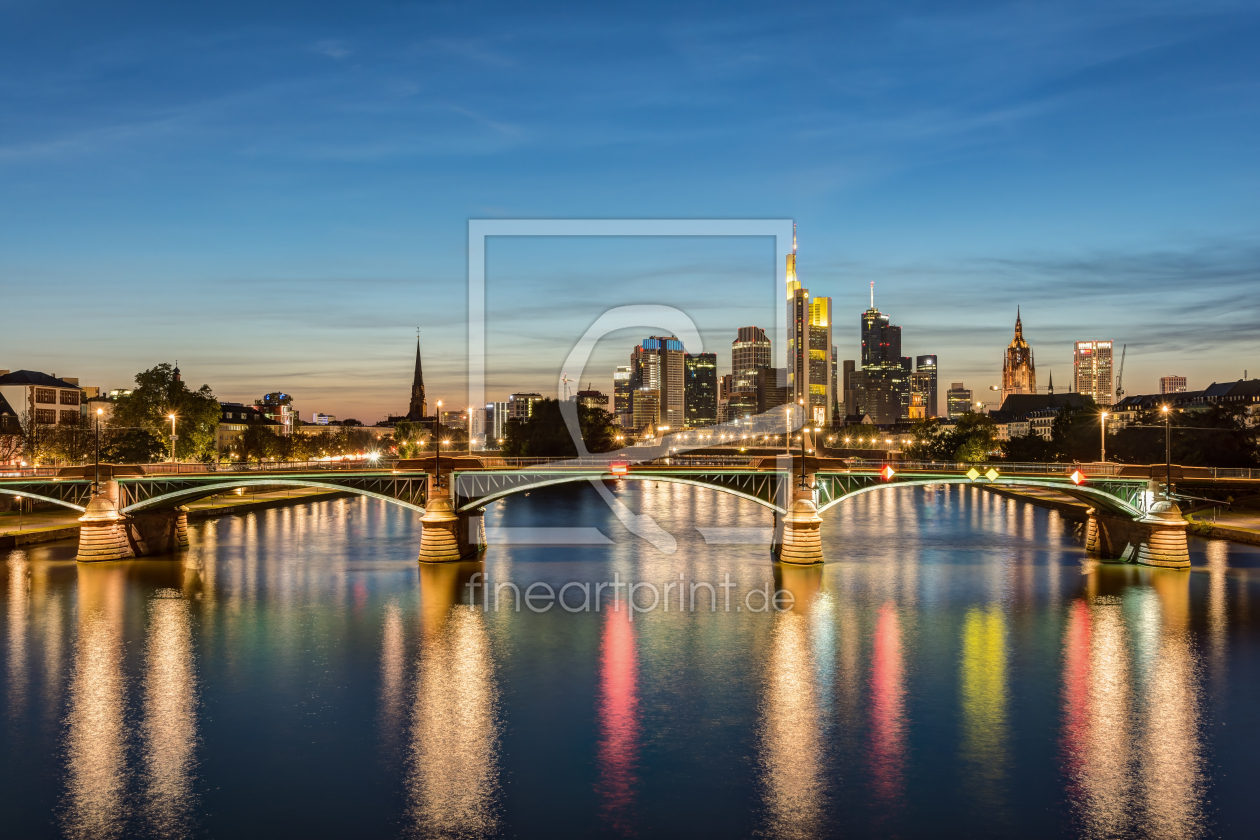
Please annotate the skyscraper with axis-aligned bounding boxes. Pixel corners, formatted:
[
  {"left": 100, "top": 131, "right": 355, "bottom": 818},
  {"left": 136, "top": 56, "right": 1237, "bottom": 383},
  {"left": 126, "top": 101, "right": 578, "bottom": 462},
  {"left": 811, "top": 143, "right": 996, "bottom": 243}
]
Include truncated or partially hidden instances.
[
  {"left": 631, "top": 336, "right": 685, "bottom": 428},
  {"left": 854, "top": 283, "right": 904, "bottom": 424},
  {"left": 407, "top": 337, "right": 427, "bottom": 421},
  {"left": 911, "top": 354, "right": 938, "bottom": 417},
  {"left": 808, "top": 296, "right": 833, "bottom": 425},
  {"left": 1073, "top": 340, "right": 1114, "bottom": 406},
  {"left": 784, "top": 228, "right": 833, "bottom": 424},
  {"left": 684, "top": 352, "right": 717, "bottom": 427},
  {"left": 947, "top": 382, "right": 973, "bottom": 419},
  {"left": 1000, "top": 309, "right": 1036, "bottom": 405},
  {"left": 731, "top": 326, "right": 771, "bottom": 393},
  {"left": 841, "top": 359, "right": 856, "bottom": 416},
  {"left": 613, "top": 365, "right": 632, "bottom": 426}
]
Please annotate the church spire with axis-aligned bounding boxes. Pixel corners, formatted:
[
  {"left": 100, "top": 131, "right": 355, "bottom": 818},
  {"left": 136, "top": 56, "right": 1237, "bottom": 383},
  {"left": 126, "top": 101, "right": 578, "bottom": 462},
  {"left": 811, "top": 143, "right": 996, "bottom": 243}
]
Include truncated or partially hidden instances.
[
  {"left": 1014, "top": 307, "right": 1023, "bottom": 339},
  {"left": 408, "top": 333, "right": 427, "bottom": 421},
  {"left": 1047, "top": 368, "right": 1054, "bottom": 395}
]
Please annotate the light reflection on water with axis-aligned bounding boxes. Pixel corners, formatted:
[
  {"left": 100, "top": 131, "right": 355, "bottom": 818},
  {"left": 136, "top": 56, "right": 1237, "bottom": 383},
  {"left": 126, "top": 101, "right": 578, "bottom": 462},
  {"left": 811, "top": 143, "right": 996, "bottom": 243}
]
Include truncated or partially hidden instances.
[{"left": 0, "top": 485, "right": 1256, "bottom": 838}]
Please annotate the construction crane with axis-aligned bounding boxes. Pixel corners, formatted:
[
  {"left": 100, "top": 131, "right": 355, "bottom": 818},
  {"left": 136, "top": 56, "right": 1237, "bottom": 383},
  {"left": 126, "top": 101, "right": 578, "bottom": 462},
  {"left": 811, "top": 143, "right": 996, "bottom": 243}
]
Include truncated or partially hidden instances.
[{"left": 1115, "top": 344, "right": 1127, "bottom": 400}]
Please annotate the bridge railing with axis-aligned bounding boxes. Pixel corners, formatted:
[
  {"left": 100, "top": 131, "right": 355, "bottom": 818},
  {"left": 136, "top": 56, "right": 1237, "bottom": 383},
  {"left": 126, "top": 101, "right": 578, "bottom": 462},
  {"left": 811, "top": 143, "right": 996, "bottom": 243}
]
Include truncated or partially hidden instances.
[
  {"left": 479, "top": 455, "right": 761, "bottom": 469},
  {"left": 841, "top": 459, "right": 1130, "bottom": 476}
]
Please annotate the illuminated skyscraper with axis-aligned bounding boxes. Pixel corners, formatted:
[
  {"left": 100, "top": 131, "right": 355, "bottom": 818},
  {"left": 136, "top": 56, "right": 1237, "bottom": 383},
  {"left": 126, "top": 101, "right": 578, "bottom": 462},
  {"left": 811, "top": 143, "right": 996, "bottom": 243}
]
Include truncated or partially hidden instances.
[
  {"left": 613, "top": 365, "right": 632, "bottom": 426},
  {"left": 1072, "top": 340, "right": 1113, "bottom": 406},
  {"left": 947, "top": 382, "right": 973, "bottom": 420},
  {"left": 1000, "top": 309, "right": 1037, "bottom": 405},
  {"left": 854, "top": 283, "right": 904, "bottom": 424},
  {"left": 732, "top": 327, "right": 772, "bottom": 393},
  {"left": 911, "top": 355, "right": 938, "bottom": 417},
  {"left": 808, "top": 296, "right": 833, "bottom": 425},
  {"left": 684, "top": 353, "right": 717, "bottom": 427},
  {"left": 631, "top": 337, "right": 685, "bottom": 428},
  {"left": 784, "top": 228, "right": 833, "bottom": 424}
]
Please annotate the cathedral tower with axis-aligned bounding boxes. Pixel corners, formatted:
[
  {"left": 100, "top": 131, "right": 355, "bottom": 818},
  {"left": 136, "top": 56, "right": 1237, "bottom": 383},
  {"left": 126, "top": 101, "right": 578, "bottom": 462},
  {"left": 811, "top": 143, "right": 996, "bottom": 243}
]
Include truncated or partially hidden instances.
[{"left": 1000, "top": 308, "right": 1037, "bottom": 406}]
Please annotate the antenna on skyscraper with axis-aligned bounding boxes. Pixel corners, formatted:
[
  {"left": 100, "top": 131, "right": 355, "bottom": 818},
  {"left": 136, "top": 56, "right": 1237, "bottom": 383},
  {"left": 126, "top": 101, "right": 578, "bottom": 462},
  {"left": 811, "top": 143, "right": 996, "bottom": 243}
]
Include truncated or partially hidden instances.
[
  {"left": 792, "top": 221, "right": 797, "bottom": 255},
  {"left": 870, "top": 281, "right": 874, "bottom": 309}
]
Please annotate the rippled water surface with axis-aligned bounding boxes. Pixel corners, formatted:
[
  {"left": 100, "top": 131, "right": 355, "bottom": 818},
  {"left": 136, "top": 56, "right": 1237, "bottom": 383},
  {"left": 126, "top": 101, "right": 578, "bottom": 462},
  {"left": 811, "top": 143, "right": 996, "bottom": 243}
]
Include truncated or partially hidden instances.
[{"left": 3, "top": 483, "right": 1260, "bottom": 838}]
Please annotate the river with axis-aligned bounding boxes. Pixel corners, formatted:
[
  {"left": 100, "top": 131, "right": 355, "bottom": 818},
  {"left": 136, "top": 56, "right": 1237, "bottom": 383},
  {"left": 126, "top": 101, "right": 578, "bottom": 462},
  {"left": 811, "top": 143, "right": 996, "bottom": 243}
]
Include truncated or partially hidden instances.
[{"left": 2, "top": 482, "right": 1257, "bottom": 838}]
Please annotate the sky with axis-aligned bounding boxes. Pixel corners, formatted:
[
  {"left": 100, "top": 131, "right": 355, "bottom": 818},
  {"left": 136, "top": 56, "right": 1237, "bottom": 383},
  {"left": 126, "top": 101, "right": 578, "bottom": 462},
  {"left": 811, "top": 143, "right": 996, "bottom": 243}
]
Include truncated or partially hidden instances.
[{"left": 1, "top": 0, "right": 1258, "bottom": 420}]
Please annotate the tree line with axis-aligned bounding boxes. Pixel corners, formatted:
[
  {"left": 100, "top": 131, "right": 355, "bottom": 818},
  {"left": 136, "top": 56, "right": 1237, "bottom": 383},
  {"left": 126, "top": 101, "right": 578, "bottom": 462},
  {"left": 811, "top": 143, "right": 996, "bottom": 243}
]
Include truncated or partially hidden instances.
[{"left": 905, "top": 401, "right": 1260, "bottom": 466}]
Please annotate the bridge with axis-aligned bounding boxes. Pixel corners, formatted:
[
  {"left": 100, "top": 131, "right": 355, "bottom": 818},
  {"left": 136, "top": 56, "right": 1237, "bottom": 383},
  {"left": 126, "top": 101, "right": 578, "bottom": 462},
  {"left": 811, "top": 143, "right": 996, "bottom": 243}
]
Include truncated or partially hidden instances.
[{"left": 4, "top": 454, "right": 1242, "bottom": 568}]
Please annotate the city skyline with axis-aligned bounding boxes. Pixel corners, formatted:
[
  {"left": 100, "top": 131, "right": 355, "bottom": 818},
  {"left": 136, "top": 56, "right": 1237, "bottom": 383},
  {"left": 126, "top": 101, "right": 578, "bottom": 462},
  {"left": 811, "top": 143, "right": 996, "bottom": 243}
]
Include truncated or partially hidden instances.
[{"left": 3, "top": 2, "right": 1259, "bottom": 419}]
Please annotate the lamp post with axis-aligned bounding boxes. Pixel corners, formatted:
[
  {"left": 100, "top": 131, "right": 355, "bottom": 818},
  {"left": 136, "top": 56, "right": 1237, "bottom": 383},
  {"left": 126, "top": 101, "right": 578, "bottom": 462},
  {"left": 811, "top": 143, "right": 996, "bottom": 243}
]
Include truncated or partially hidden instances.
[
  {"left": 168, "top": 414, "right": 177, "bottom": 467},
  {"left": 434, "top": 400, "right": 442, "bottom": 491},
  {"left": 94, "top": 408, "right": 103, "bottom": 491},
  {"left": 1161, "top": 405, "right": 1171, "bottom": 494},
  {"left": 1100, "top": 411, "right": 1108, "bottom": 464}
]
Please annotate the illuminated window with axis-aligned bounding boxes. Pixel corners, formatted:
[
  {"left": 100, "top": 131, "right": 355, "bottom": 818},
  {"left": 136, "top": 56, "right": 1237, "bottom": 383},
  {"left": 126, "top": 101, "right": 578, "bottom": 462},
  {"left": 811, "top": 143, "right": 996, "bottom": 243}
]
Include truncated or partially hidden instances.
[
  {"left": 35, "top": 408, "right": 56, "bottom": 424},
  {"left": 59, "top": 390, "right": 80, "bottom": 406},
  {"left": 35, "top": 388, "right": 56, "bottom": 404}
]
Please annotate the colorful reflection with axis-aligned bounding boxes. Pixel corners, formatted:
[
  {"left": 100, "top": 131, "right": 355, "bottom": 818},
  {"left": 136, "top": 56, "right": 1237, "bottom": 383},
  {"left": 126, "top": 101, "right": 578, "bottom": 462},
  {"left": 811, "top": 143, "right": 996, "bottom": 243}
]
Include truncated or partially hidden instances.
[
  {"left": 868, "top": 602, "right": 906, "bottom": 808},
  {"left": 1060, "top": 569, "right": 1205, "bottom": 839},
  {"left": 61, "top": 563, "right": 130, "bottom": 840},
  {"left": 596, "top": 603, "right": 639, "bottom": 833},
  {"left": 406, "top": 562, "right": 499, "bottom": 838},
  {"left": 6, "top": 553, "right": 30, "bottom": 718},
  {"left": 140, "top": 588, "right": 199, "bottom": 837},
  {"left": 959, "top": 604, "right": 1008, "bottom": 810}
]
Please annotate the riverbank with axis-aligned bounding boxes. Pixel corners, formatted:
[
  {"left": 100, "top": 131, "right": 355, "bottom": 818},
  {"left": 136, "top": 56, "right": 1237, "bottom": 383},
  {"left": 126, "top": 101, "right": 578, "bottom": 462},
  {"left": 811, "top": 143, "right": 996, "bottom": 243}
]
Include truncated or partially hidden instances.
[
  {"left": 980, "top": 484, "right": 1260, "bottom": 547},
  {"left": 0, "top": 488, "right": 353, "bottom": 549}
]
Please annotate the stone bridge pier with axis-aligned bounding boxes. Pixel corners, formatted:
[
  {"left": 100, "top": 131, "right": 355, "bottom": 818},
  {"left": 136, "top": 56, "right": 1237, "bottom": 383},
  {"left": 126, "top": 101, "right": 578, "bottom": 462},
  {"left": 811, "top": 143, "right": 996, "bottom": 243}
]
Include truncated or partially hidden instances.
[
  {"left": 1085, "top": 487, "right": 1190, "bottom": 569},
  {"left": 76, "top": 480, "right": 189, "bottom": 562},
  {"left": 772, "top": 480, "right": 825, "bottom": 566},
  {"left": 418, "top": 477, "right": 485, "bottom": 564}
]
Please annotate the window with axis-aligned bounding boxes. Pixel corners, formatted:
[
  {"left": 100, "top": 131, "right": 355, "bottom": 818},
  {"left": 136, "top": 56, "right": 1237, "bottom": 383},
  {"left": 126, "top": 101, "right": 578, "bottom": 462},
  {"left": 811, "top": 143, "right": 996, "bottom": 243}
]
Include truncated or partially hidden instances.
[
  {"left": 60, "top": 410, "right": 79, "bottom": 424},
  {"left": 35, "top": 408, "right": 57, "bottom": 424},
  {"left": 60, "top": 390, "right": 80, "bottom": 406},
  {"left": 35, "top": 388, "right": 56, "bottom": 404}
]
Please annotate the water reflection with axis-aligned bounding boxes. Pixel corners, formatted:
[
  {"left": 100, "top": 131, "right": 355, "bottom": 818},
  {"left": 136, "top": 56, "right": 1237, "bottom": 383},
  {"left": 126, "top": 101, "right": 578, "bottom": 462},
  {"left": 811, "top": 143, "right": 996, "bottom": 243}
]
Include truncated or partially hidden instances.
[
  {"left": 140, "top": 588, "right": 199, "bottom": 838},
  {"left": 868, "top": 602, "right": 906, "bottom": 809},
  {"left": 1061, "top": 567, "right": 1205, "bottom": 839},
  {"left": 959, "top": 604, "right": 1008, "bottom": 814},
  {"left": 406, "top": 561, "right": 500, "bottom": 838},
  {"left": 759, "top": 564, "right": 825, "bottom": 838},
  {"left": 61, "top": 563, "right": 130, "bottom": 840},
  {"left": 596, "top": 602, "right": 638, "bottom": 833},
  {"left": 6, "top": 553, "right": 30, "bottom": 718}
]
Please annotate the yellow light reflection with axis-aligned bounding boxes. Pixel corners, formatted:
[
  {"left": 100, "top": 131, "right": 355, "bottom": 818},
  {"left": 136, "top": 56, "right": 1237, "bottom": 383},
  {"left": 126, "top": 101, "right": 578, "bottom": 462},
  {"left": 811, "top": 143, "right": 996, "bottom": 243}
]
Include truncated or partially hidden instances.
[
  {"left": 61, "top": 563, "right": 129, "bottom": 840},
  {"left": 959, "top": 605, "right": 1008, "bottom": 813},
  {"left": 140, "top": 588, "right": 198, "bottom": 836},
  {"left": 406, "top": 562, "right": 499, "bottom": 837},
  {"left": 759, "top": 609, "right": 823, "bottom": 838}
]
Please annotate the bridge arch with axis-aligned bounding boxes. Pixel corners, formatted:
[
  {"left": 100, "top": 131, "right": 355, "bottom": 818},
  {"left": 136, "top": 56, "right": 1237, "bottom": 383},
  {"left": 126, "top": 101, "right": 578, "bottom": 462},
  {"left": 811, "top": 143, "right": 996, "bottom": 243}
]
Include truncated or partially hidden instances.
[
  {"left": 119, "top": 479, "right": 427, "bottom": 515},
  {"left": 815, "top": 477, "right": 1144, "bottom": 519},
  {"left": 456, "top": 473, "right": 785, "bottom": 513},
  {"left": 0, "top": 488, "right": 87, "bottom": 513}
]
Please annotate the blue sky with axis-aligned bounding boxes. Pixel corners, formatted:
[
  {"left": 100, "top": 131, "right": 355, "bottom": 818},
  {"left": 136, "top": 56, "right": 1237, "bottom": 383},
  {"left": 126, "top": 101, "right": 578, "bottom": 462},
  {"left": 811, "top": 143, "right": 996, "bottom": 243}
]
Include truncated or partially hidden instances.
[{"left": 2, "top": 0, "right": 1258, "bottom": 419}]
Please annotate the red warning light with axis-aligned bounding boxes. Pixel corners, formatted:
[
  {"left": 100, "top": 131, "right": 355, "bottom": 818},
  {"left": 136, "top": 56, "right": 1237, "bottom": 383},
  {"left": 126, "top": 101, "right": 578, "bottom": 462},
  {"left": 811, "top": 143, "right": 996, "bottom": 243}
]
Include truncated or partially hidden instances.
[
  {"left": 1070, "top": 470, "right": 1085, "bottom": 485},
  {"left": 882, "top": 465, "right": 896, "bottom": 480},
  {"left": 610, "top": 463, "right": 628, "bottom": 476}
]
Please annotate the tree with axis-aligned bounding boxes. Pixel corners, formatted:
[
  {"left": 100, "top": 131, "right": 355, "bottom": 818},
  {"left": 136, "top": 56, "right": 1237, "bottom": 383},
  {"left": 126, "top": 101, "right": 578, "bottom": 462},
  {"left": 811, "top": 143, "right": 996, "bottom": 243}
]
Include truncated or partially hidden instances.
[
  {"left": 905, "top": 414, "right": 997, "bottom": 463},
  {"left": 1110, "top": 405, "right": 1259, "bottom": 468},
  {"left": 101, "top": 428, "right": 167, "bottom": 464},
  {"left": 0, "top": 428, "right": 21, "bottom": 465},
  {"left": 1002, "top": 429, "right": 1055, "bottom": 462},
  {"left": 236, "top": 424, "right": 278, "bottom": 463},
  {"left": 110, "top": 363, "right": 222, "bottom": 461},
  {"left": 503, "top": 399, "right": 620, "bottom": 457}
]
